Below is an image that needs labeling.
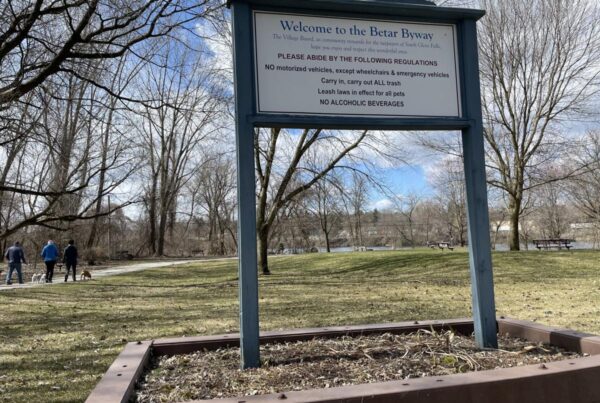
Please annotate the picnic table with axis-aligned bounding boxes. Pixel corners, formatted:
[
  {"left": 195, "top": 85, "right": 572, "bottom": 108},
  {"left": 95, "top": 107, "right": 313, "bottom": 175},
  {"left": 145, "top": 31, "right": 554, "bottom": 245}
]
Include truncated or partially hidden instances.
[
  {"left": 532, "top": 239, "right": 575, "bottom": 250},
  {"left": 427, "top": 241, "right": 454, "bottom": 251}
]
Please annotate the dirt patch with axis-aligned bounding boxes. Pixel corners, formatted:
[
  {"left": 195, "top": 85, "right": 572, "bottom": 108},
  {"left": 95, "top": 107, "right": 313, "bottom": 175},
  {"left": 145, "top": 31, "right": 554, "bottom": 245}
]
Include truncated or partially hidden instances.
[{"left": 134, "top": 329, "right": 585, "bottom": 402}]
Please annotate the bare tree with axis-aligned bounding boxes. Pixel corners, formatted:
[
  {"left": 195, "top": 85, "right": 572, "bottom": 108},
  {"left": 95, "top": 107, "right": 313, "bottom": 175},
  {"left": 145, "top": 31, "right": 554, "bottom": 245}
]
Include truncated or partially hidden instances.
[
  {"left": 191, "top": 153, "right": 237, "bottom": 256},
  {"left": 567, "top": 131, "right": 600, "bottom": 245},
  {"left": 0, "top": 0, "right": 225, "bottom": 245},
  {"left": 414, "top": 200, "right": 440, "bottom": 246},
  {"left": 0, "top": 117, "right": 29, "bottom": 238},
  {"left": 396, "top": 193, "right": 422, "bottom": 248},
  {"left": 85, "top": 57, "right": 136, "bottom": 248},
  {"left": 255, "top": 128, "right": 383, "bottom": 274},
  {"left": 281, "top": 197, "right": 320, "bottom": 253},
  {"left": 478, "top": 0, "right": 600, "bottom": 250},
  {"left": 136, "top": 43, "right": 223, "bottom": 256},
  {"left": 341, "top": 172, "right": 370, "bottom": 250},
  {"left": 0, "top": 67, "right": 137, "bottom": 241},
  {"left": 488, "top": 206, "right": 508, "bottom": 250},
  {"left": 0, "top": 0, "right": 221, "bottom": 108},
  {"left": 533, "top": 178, "right": 570, "bottom": 239},
  {"left": 307, "top": 177, "right": 344, "bottom": 253},
  {"left": 429, "top": 157, "right": 468, "bottom": 246}
]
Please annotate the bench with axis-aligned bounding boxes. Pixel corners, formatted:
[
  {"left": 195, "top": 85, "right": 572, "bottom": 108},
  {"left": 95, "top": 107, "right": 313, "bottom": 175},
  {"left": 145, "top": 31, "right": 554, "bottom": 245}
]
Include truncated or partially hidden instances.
[
  {"left": 427, "top": 241, "right": 454, "bottom": 251},
  {"left": 532, "top": 239, "right": 574, "bottom": 250}
]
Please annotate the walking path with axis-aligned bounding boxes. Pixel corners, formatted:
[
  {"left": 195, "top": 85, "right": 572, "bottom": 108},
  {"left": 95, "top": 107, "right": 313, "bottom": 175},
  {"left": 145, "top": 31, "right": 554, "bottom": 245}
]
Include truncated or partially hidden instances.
[{"left": 0, "top": 259, "right": 212, "bottom": 291}]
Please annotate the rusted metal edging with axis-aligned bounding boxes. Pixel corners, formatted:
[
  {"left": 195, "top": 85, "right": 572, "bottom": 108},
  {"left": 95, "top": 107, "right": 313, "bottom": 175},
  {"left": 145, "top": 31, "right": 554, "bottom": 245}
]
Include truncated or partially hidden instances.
[{"left": 85, "top": 340, "right": 152, "bottom": 403}]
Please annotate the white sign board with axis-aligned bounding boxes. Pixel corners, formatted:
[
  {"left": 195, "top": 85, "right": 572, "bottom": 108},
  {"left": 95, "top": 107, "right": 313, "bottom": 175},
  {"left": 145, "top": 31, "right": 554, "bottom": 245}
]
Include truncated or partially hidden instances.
[{"left": 254, "top": 12, "right": 462, "bottom": 118}]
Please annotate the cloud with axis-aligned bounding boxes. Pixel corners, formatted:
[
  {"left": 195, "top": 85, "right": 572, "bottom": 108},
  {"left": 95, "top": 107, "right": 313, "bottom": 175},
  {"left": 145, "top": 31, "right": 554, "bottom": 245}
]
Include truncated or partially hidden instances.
[
  {"left": 195, "top": 20, "right": 233, "bottom": 85},
  {"left": 370, "top": 198, "right": 394, "bottom": 211}
]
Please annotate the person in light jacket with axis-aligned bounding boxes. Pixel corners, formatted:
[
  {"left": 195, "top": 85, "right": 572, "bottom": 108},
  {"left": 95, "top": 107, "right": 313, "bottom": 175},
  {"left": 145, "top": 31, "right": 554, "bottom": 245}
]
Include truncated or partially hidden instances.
[{"left": 41, "top": 240, "right": 59, "bottom": 283}]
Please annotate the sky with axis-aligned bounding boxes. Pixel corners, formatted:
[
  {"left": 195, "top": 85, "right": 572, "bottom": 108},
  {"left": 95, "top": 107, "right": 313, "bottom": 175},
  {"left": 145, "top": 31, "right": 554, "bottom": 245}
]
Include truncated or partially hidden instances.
[
  {"left": 370, "top": 165, "right": 433, "bottom": 210},
  {"left": 380, "top": 165, "right": 433, "bottom": 196}
]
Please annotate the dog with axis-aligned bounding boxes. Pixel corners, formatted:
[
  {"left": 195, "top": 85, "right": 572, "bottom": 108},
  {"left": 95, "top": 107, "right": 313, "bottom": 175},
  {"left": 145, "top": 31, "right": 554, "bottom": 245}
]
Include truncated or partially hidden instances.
[
  {"left": 31, "top": 273, "right": 41, "bottom": 283},
  {"left": 80, "top": 270, "right": 92, "bottom": 281}
]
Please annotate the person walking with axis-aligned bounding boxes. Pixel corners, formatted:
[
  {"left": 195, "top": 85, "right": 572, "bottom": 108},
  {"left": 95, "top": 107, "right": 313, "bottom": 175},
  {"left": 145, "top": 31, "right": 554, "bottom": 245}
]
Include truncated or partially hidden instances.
[
  {"left": 4, "top": 241, "right": 27, "bottom": 285},
  {"left": 41, "top": 240, "right": 59, "bottom": 283},
  {"left": 63, "top": 239, "right": 78, "bottom": 282}
]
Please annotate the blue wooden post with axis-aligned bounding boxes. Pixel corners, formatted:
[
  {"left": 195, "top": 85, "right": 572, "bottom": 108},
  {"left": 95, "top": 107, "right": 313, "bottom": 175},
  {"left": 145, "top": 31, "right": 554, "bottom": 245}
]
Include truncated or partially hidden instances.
[
  {"left": 460, "top": 19, "right": 498, "bottom": 349},
  {"left": 231, "top": 1, "right": 261, "bottom": 368}
]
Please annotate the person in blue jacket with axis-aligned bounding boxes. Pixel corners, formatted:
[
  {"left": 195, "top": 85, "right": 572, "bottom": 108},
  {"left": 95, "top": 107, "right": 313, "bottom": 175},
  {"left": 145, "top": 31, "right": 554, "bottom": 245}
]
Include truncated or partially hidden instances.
[{"left": 41, "top": 240, "right": 59, "bottom": 283}]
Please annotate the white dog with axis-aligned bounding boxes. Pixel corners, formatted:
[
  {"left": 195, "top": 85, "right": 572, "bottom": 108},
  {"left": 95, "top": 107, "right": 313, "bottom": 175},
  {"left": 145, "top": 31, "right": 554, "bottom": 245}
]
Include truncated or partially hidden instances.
[{"left": 31, "top": 273, "right": 46, "bottom": 283}]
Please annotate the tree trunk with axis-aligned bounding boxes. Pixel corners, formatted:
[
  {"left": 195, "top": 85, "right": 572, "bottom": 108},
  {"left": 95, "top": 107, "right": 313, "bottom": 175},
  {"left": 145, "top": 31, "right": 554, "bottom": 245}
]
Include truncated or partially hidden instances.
[
  {"left": 320, "top": 212, "right": 331, "bottom": 253},
  {"left": 219, "top": 230, "right": 226, "bottom": 256},
  {"left": 508, "top": 197, "right": 521, "bottom": 251},
  {"left": 355, "top": 213, "right": 363, "bottom": 247},
  {"left": 208, "top": 209, "right": 217, "bottom": 255},
  {"left": 148, "top": 185, "right": 157, "bottom": 256},
  {"left": 157, "top": 208, "right": 168, "bottom": 256},
  {"left": 86, "top": 106, "right": 113, "bottom": 248},
  {"left": 258, "top": 226, "right": 270, "bottom": 275}
]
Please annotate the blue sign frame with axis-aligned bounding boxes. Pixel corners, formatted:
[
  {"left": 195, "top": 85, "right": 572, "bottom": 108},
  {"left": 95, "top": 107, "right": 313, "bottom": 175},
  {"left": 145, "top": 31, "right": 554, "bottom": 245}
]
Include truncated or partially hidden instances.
[{"left": 229, "top": 0, "right": 496, "bottom": 369}]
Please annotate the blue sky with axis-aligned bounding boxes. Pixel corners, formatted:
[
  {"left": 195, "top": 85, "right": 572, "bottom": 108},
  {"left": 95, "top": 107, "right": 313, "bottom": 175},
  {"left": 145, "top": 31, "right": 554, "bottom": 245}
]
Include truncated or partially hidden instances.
[
  {"left": 384, "top": 165, "right": 433, "bottom": 195},
  {"left": 369, "top": 165, "right": 436, "bottom": 211}
]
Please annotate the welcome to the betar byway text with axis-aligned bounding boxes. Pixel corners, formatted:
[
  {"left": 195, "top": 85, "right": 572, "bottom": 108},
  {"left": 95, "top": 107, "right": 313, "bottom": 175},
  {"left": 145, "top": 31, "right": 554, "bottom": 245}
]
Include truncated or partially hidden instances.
[{"left": 254, "top": 12, "right": 462, "bottom": 118}]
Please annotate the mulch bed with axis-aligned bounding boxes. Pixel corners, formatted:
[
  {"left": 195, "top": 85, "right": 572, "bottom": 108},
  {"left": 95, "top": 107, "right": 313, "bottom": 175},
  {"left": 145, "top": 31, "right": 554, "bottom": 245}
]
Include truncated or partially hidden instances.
[{"left": 134, "top": 329, "right": 585, "bottom": 402}]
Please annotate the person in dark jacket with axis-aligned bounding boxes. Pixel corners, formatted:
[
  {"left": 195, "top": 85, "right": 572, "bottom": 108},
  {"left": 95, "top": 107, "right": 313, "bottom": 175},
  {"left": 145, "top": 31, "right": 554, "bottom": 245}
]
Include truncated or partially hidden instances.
[
  {"left": 41, "top": 240, "right": 59, "bottom": 283},
  {"left": 4, "top": 241, "right": 27, "bottom": 285},
  {"left": 63, "top": 239, "right": 78, "bottom": 282}
]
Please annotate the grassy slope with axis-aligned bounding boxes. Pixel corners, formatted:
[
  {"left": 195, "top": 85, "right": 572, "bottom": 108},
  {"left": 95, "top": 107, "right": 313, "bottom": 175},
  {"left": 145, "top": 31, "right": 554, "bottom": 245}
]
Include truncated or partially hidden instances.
[{"left": 0, "top": 249, "right": 599, "bottom": 402}]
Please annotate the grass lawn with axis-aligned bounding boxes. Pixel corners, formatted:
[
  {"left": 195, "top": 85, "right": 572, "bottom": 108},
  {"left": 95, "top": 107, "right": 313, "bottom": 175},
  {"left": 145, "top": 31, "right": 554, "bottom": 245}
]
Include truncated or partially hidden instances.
[{"left": 0, "top": 249, "right": 599, "bottom": 402}]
